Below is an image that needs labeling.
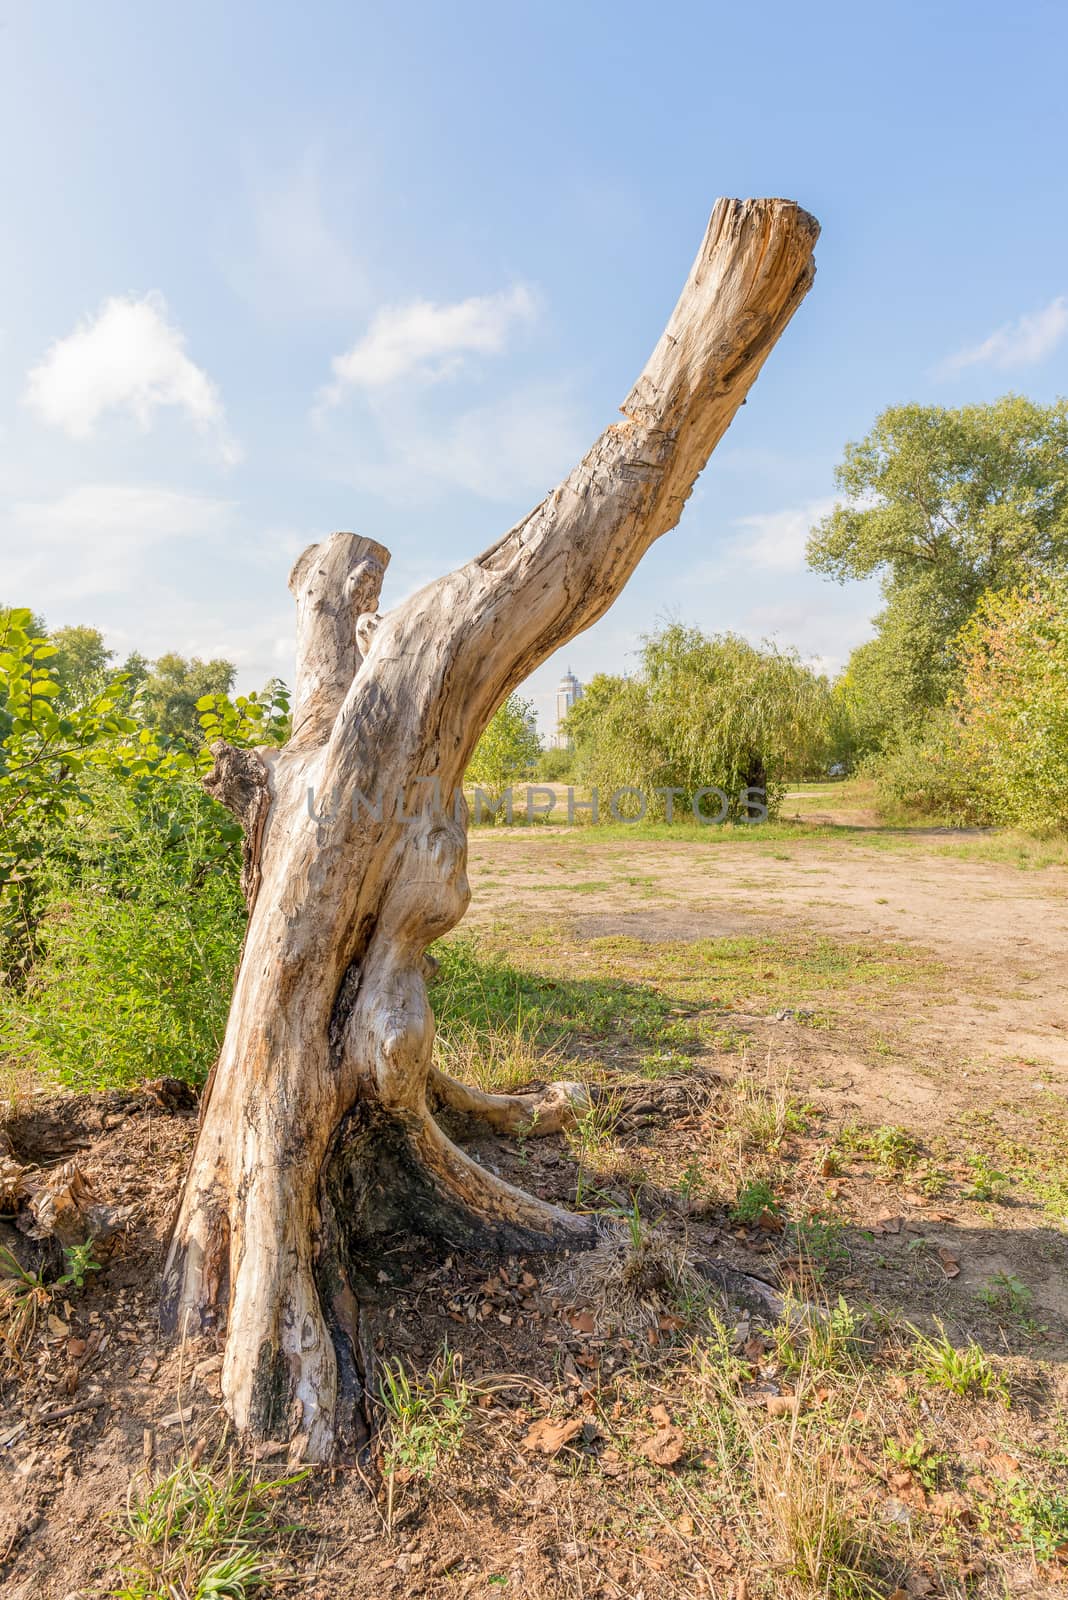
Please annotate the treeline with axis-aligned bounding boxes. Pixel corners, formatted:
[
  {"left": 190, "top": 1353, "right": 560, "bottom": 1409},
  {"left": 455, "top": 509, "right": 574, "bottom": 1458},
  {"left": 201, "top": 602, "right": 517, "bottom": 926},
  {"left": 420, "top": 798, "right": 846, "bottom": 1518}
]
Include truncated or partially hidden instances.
[
  {"left": 562, "top": 626, "right": 834, "bottom": 821},
  {"left": 0, "top": 609, "right": 287, "bottom": 1086},
  {"left": 812, "top": 395, "right": 1068, "bottom": 829}
]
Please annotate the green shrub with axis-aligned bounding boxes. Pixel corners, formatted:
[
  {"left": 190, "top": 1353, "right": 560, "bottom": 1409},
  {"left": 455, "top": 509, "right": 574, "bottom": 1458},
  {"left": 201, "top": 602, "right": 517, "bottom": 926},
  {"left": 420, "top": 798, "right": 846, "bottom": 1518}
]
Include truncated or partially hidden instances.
[
  {"left": 566, "top": 624, "right": 833, "bottom": 822},
  {"left": 953, "top": 581, "right": 1068, "bottom": 831},
  {"left": 0, "top": 778, "right": 244, "bottom": 1088}
]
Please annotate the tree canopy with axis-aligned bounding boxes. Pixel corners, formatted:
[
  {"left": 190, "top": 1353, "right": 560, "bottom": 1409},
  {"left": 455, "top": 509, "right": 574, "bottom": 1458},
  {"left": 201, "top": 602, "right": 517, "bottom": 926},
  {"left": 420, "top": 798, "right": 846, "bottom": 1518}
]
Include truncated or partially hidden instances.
[
  {"left": 567, "top": 623, "right": 832, "bottom": 820},
  {"left": 465, "top": 691, "right": 541, "bottom": 796},
  {"left": 811, "top": 396, "right": 1068, "bottom": 753}
]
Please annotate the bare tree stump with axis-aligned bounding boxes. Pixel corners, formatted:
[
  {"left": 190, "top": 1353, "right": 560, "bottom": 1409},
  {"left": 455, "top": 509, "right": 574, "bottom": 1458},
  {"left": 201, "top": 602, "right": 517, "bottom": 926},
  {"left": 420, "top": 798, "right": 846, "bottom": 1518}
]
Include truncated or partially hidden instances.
[{"left": 160, "top": 197, "right": 819, "bottom": 1461}]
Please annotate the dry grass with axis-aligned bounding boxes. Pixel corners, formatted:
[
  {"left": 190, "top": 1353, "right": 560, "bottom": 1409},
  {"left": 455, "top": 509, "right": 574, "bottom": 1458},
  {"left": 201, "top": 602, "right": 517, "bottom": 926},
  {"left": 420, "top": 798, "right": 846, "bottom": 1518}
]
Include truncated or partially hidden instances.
[
  {"left": 434, "top": 1013, "right": 561, "bottom": 1093},
  {"left": 0, "top": 1245, "right": 51, "bottom": 1378},
  {"left": 551, "top": 1209, "right": 704, "bottom": 1337},
  {"left": 689, "top": 1333, "right": 890, "bottom": 1599}
]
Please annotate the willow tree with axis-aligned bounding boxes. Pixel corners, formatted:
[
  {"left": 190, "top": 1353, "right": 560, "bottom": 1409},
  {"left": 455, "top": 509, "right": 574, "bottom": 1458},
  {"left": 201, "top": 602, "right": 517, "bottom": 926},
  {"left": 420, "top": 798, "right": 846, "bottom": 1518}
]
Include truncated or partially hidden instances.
[{"left": 161, "top": 198, "right": 819, "bottom": 1461}]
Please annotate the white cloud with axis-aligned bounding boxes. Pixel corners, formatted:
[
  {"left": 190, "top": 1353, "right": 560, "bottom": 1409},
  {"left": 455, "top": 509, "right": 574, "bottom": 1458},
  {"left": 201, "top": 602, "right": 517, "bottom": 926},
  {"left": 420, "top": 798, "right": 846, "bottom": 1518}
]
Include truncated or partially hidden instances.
[
  {"left": 727, "top": 497, "right": 837, "bottom": 573},
  {"left": 24, "top": 293, "right": 241, "bottom": 463},
  {"left": 939, "top": 295, "right": 1068, "bottom": 375},
  {"left": 336, "top": 380, "right": 583, "bottom": 505},
  {"left": 6, "top": 483, "right": 234, "bottom": 602},
  {"left": 322, "top": 284, "right": 536, "bottom": 401}
]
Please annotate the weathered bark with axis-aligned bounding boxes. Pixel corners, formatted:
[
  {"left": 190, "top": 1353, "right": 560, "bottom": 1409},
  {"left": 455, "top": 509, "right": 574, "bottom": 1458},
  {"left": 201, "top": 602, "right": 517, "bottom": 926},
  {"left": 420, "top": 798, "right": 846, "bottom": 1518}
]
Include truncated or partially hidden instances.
[{"left": 160, "top": 197, "right": 819, "bottom": 1461}]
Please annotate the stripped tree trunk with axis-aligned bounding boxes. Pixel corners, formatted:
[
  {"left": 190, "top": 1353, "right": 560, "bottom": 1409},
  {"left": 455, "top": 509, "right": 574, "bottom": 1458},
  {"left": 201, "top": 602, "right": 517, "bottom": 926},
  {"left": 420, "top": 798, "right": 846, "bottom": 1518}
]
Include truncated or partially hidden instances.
[{"left": 160, "top": 198, "right": 819, "bottom": 1462}]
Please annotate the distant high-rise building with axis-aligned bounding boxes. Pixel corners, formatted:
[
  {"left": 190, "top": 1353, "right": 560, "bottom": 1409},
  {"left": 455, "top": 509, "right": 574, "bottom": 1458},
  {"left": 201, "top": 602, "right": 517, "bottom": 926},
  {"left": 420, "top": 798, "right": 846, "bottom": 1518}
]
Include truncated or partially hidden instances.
[{"left": 554, "top": 669, "right": 583, "bottom": 747}]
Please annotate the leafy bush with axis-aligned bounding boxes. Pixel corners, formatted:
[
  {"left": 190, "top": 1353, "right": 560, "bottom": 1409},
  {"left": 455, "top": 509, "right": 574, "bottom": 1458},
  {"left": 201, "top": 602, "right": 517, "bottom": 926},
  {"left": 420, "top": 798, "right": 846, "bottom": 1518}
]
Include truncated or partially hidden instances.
[
  {"left": 565, "top": 624, "right": 833, "bottom": 822},
  {"left": 953, "top": 581, "right": 1068, "bottom": 831},
  {"left": 869, "top": 583, "right": 1068, "bottom": 831},
  {"left": 868, "top": 713, "right": 990, "bottom": 826},
  {"left": 0, "top": 777, "right": 245, "bottom": 1088},
  {"left": 0, "top": 606, "right": 290, "bottom": 1089},
  {"left": 465, "top": 691, "right": 541, "bottom": 802}
]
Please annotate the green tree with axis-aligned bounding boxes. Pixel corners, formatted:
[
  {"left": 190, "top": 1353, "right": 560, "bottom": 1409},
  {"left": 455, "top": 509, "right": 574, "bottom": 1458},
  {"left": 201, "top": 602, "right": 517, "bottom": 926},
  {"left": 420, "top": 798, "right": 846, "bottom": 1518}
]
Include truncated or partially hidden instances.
[
  {"left": 140, "top": 653, "right": 237, "bottom": 746},
  {"left": 954, "top": 582, "right": 1068, "bottom": 830},
  {"left": 49, "top": 625, "right": 115, "bottom": 704},
  {"left": 466, "top": 692, "right": 541, "bottom": 796},
  {"left": 0, "top": 609, "right": 139, "bottom": 971},
  {"left": 568, "top": 625, "right": 832, "bottom": 820},
  {"left": 810, "top": 396, "right": 1068, "bottom": 748}
]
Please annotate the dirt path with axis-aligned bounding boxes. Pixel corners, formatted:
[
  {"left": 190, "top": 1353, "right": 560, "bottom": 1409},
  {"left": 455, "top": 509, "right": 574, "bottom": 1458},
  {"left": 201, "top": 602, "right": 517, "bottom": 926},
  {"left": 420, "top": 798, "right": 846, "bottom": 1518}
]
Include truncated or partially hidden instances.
[{"left": 467, "top": 831, "right": 1068, "bottom": 1082}]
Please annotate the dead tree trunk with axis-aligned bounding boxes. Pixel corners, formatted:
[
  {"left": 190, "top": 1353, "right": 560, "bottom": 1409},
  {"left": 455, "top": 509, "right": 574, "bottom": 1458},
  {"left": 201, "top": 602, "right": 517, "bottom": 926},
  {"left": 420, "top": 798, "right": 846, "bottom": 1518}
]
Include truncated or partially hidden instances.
[{"left": 160, "top": 197, "right": 819, "bottom": 1461}]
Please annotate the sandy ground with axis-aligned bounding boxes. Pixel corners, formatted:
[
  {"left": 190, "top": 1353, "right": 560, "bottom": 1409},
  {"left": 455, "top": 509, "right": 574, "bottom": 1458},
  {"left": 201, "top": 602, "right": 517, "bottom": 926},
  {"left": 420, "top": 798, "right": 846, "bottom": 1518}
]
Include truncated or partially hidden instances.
[{"left": 467, "top": 830, "right": 1068, "bottom": 1083}]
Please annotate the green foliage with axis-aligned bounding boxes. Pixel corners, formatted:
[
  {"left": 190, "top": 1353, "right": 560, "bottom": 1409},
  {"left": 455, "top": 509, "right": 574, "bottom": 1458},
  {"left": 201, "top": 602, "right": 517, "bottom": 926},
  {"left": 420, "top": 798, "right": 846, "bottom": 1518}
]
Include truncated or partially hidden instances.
[
  {"left": 884, "top": 1432, "right": 945, "bottom": 1490},
  {"left": 731, "top": 1178, "right": 779, "bottom": 1224},
  {"left": 1009, "top": 1485, "right": 1068, "bottom": 1563},
  {"left": 48, "top": 625, "right": 116, "bottom": 703},
  {"left": 138, "top": 652, "right": 237, "bottom": 748},
  {"left": 812, "top": 397, "right": 1068, "bottom": 766},
  {"left": 0, "top": 601, "right": 295, "bottom": 1090},
  {"left": 911, "top": 1323, "right": 1008, "bottom": 1401},
  {"left": 867, "top": 711, "right": 989, "bottom": 825},
  {"left": 566, "top": 625, "right": 833, "bottom": 821},
  {"left": 809, "top": 396, "right": 1068, "bottom": 600},
  {"left": 535, "top": 744, "right": 573, "bottom": 782},
  {"left": 861, "top": 1124, "right": 919, "bottom": 1173},
  {"left": 379, "top": 1348, "right": 471, "bottom": 1482},
  {"left": 466, "top": 692, "right": 541, "bottom": 798},
  {"left": 868, "top": 583, "right": 1068, "bottom": 829},
  {"left": 979, "top": 1271, "right": 1032, "bottom": 1317},
  {"left": 0, "top": 778, "right": 246, "bottom": 1088},
  {"left": 115, "top": 1456, "right": 306, "bottom": 1600},
  {"left": 952, "top": 581, "right": 1068, "bottom": 830},
  {"left": 195, "top": 679, "right": 291, "bottom": 751},
  {"left": 773, "top": 1292, "right": 865, "bottom": 1375},
  {"left": 0, "top": 608, "right": 140, "bottom": 972}
]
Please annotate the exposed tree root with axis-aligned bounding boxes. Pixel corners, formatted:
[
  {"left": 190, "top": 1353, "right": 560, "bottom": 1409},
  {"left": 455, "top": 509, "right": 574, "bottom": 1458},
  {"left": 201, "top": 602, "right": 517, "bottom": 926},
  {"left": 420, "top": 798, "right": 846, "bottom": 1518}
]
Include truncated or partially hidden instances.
[{"left": 428, "top": 1067, "right": 590, "bottom": 1136}]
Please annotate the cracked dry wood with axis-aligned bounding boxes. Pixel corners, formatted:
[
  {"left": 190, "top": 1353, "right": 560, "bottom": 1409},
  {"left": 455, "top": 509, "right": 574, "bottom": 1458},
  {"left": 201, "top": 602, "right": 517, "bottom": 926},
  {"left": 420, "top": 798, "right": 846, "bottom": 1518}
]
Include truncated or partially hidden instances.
[{"left": 160, "top": 197, "right": 819, "bottom": 1462}]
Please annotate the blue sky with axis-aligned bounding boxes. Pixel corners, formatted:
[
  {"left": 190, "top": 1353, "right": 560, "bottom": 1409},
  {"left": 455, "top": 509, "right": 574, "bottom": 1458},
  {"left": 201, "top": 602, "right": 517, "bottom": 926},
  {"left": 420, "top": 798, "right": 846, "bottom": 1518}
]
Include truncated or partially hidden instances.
[{"left": 3, "top": 0, "right": 1067, "bottom": 734}]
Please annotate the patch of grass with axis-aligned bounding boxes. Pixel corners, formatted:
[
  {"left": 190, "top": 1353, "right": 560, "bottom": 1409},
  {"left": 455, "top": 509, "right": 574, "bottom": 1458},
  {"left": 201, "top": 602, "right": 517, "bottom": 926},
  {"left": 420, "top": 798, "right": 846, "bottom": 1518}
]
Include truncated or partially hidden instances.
[
  {"left": 979, "top": 1271, "right": 1033, "bottom": 1318},
  {"left": 862, "top": 1124, "right": 920, "bottom": 1174},
  {"left": 883, "top": 1430, "right": 945, "bottom": 1491},
  {"left": 774, "top": 1293, "right": 868, "bottom": 1377},
  {"left": 1009, "top": 1484, "right": 1068, "bottom": 1563},
  {"left": 379, "top": 1346, "right": 471, "bottom": 1485},
  {"left": 0, "top": 1238, "right": 101, "bottom": 1376},
  {"left": 433, "top": 1010, "right": 558, "bottom": 1093},
  {"left": 962, "top": 1153, "right": 1009, "bottom": 1203},
  {"left": 0, "top": 1243, "right": 53, "bottom": 1377},
  {"left": 731, "top": 1063, "right": 806, "bottom": 1154},
  {"left": 731, "top": 1177, "right": 779, "bottom": 1225},
  {"left": 911, "top": 1323, "right": 1008, "bottom": 1402},
  {"left": 113, "top": 1455, "right": 305, "bottom": 1600},
  {"left": 692, "top": 1347, "right": 885, "bottom": 1598},
  {"left": 568, "top": 1090, "right": 626, "bottom": 1204},
  {"left": 431, "top": 936, "right": 690, "bottom": 1058},
  {"left": 788, "top": 1212, "right": 850, "bottom": 1284}
]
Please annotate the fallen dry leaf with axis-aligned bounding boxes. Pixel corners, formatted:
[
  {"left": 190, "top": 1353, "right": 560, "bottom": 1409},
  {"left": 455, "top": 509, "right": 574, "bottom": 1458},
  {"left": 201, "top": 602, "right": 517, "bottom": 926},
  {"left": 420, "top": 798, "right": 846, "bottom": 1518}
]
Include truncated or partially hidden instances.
[
  {"left": 521, "top": 1416, "right": 583, "bottom": 1456},
  {"left": 638, "top": 1424, "right": 685, "bottom": 1466}
]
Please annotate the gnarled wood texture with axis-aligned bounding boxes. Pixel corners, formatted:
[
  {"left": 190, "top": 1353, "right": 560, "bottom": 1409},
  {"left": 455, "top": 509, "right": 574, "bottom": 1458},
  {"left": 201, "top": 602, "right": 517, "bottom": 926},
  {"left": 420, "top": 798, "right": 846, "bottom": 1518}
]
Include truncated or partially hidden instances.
[{"left": 161, "top": 197, "right": 819, "bottom": 1462}]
